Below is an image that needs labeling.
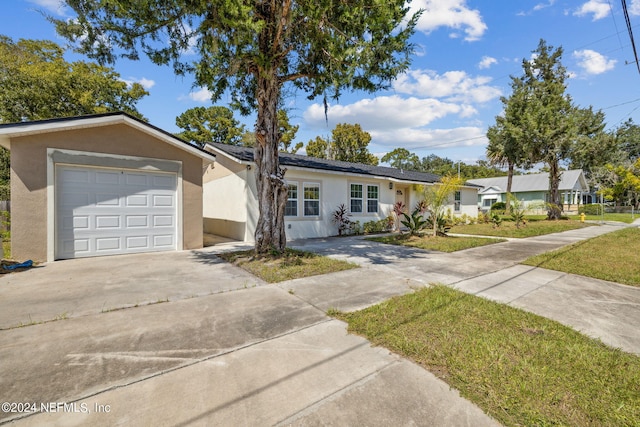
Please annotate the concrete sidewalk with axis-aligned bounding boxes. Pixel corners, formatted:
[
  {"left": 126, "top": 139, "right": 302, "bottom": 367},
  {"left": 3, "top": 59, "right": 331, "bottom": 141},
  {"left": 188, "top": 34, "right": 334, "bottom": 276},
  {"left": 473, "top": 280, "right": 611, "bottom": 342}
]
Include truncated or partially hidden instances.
[{"left": 288, "top": 223, "right": 640, "bottom": 354}]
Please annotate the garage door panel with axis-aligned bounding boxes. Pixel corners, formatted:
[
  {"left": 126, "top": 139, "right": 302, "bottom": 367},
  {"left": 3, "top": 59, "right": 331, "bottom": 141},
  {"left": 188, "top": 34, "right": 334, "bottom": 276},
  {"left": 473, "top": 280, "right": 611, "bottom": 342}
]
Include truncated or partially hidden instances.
[
  {"left": 60, "top": 169, "right": 90, "bottom": 183},
  {"left": 95, "top": 193, "right": 121, "bottom": 206},
  {"left": 95, "top": 215, "right": 120, "bottom": 229},
  {"left": 125, "top": 172, "right": 148, "bottom": 186},
  {"left": 95, "top": 237, "right": 121, "bottom": 251},
  {"left": 95, "top": 171, "right": 120, "bottom": 185},
  {"left": 126, "top": 194, "right": 148, "bottom": 207},
  {"left": 126, "top": 236, "right": 149, "bottom": 249},
  {"left": 126, "top": 215, "right": 148, "bottom": 228},
  {"left": 56, "top": 165, "right": 178, "bottom": 259},
  {"left": 153, "top": 235, "right": 174, "bottom": 247},
  {"left": 153, "top": 194, "right": 174, "bottom": 207}
]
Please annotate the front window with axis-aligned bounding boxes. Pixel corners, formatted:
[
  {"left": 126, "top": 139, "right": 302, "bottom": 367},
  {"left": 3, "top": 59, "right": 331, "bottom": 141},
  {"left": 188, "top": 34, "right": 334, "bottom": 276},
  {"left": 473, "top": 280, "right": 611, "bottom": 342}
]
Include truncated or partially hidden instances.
[
  {"left": 303, "top": 183, "right": 320, "bottom": 216},
  {"left": 367, "top": 185, "right": 379, "bottom": 213},
  {"left": 483, "top": 198, "right": 496, "bottom": 208},
  {"left": 350, "top": 184, "right": 363, "bottom": 213},
  {"left": 285, "top": 183, "right": 298, "bottom": 216},
  {"left": 454, "top": 191, "right": 461, "bottom": 212}
]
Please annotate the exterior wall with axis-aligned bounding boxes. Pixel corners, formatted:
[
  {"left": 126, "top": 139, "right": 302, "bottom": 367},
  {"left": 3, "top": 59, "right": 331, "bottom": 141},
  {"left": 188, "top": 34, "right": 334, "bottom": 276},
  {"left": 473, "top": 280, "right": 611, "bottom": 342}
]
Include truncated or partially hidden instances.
[
  {"left": 202, "top": 162, "right": 479, "bottom": 241},
  {"left": 10, "top": 124, "right": 204, "bottom": 262},
  {"left": 202, "top": 156, "right": 254, "bottom": 241},
  {"left": 282, "top": 170, "right": 398, "bottom": 240}
]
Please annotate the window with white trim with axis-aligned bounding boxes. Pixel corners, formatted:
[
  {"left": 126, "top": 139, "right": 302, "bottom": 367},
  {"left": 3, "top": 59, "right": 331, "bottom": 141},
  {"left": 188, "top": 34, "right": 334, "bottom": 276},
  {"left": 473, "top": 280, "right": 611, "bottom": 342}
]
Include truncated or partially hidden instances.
[
  {"left": 367, "top": 185, "right": 379, "bottom": 213},
  {"left": 285, "top": 183, "right": 298, "bottom": 216},
  {"left": 303, "top": 183, "right": 320, "bottom": 216},
  {"left": 350, "top": 183, "right": 379, "bottom": 214},
  {"left": 483, "top": 198, "right": 497, "bottom": 208},
  {"left": 454, "top": 191, "right": 461, "bottom": 212},
  {"left": 350, "top": 184, "right": 363, "bottom": 213}
]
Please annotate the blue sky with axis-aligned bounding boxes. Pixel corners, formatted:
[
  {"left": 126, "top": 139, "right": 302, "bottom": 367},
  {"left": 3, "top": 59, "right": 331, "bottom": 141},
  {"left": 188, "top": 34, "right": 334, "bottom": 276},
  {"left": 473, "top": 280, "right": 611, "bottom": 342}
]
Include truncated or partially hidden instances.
[{"left": 3, "top": 0, "right": 640, "bottom": 165}]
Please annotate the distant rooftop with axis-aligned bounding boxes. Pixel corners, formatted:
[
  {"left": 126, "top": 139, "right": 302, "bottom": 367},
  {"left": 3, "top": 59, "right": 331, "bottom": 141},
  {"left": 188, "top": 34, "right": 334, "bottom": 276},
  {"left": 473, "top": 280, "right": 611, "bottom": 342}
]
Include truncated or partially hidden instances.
[{"left": 468, "top": 170, "right": 588, "bottom": 193}]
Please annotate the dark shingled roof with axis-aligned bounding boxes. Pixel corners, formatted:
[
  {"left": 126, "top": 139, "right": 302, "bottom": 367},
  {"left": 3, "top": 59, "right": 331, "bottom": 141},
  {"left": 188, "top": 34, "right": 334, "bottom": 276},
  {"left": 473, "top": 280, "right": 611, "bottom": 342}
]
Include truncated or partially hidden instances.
[{"left": 208, "top": 142, "right": 456, "bottom": 185}]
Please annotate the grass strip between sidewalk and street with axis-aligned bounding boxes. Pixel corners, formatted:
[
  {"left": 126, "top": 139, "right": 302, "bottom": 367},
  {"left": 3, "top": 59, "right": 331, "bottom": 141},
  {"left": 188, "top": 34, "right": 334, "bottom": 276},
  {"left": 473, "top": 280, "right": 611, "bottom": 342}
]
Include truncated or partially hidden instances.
[
  {"left": 367, "top": 234, "right": 505, "bottom": 252},
  {"left": 522, "top": 227, "right": 640, "bottom": 287},
  {"left": 333, "top": 285, "right": 640, "bottom": 427},
  {"left": 450, "top": 219, "right": 592, "bottom": 238},
  {"left": 218, "top": 248, "right": 357, "bottom": 283}
]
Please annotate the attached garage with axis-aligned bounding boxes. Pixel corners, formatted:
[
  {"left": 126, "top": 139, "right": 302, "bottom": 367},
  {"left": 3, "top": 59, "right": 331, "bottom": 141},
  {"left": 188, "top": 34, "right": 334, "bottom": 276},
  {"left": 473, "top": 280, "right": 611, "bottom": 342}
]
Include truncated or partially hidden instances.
[{"left": 0, "top": 113, "right": 216, "bottom": 262}]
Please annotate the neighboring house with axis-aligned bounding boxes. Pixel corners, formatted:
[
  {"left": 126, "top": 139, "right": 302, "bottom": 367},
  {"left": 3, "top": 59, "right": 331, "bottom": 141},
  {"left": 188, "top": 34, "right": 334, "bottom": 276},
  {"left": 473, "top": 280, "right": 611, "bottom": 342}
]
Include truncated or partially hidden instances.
[
  {"left": 467, "top": 169, "right": 589, "bottom": 212},
  {"left": 203, "top": 143, "right": 480, "bottom": 242},
  {"left": 0, "top": 113, "right": 216, "bottom": 262}
]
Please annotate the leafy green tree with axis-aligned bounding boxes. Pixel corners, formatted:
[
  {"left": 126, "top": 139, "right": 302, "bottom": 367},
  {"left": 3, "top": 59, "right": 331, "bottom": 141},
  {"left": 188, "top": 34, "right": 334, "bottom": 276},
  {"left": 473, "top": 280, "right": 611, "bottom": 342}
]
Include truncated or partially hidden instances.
[
  {"left": 53, "top": 0, "right": 419, "bottom": 253},
  {"left": 600, "top": 159, "right": 640, "bottom": 208},
  {"left": 517, "top": 40, "right": 577, "bottom": 220},
  {"left": 0, "top": 35, "right": 147, "bottom": 122},
  {"left": 567, "top": 107, "right": 621, "bottom": 184},
  {"left": 330, "top": 123, "right": 378, "bottom": 165},
  {"left": 175, "top": 106, "right": 245, "bottom": 147},
  {"left": 240, "top": 131, "right": 257, "bottom": 147},
  {"left": 278, "top": 110, "right": 301, "bottom": 154},
  {"left": 305, "top": 136, "right": 329, "bottom": 159},
  {"left": 615, "top": 119, "right": 640, "bottom": 162},
  {"left": 419, "top": 154, "right": 456, "bottom": 176},
  {"left": 381, "top": 148, "right": 420, "bottom": 170},
  {"left": 486, "top": 74, "right": 530, "bottom": 214}
]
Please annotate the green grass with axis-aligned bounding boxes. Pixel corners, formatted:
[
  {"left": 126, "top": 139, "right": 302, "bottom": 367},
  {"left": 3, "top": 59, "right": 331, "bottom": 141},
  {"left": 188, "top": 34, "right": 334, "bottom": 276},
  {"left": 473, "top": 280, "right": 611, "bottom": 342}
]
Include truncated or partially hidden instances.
[
  {"left": 584, "top": 213, "right": 637, "bottom": 223},
  {"left": 2, "top": 240, "right": 10, "bottom": 259},
  {"left": 451, "top": 219, "right": 592, "bottom": 238},
  {"left": 367, "top": 233, "right": 505, "bottom": 252},
  {"left": 334, "top": 285, "right": 640, "bottom": 427},
  {"left": 523, "top": 227, "right": 640, "bottom": 287},
  {"left": 218, "top": 248, "right": 357, "bottom": 283}
]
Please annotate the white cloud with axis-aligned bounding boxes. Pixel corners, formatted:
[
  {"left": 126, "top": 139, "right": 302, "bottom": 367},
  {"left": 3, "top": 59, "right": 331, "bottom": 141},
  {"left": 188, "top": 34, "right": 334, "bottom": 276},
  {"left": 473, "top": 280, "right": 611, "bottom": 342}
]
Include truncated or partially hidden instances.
[
  {"left": 630, "top": 0, "right": 640, "bottom": 15},
  {"left": 534, "top": 0, "right": 556, "bottom": 11},
  {"left": 478, "top": 56, "right": 498, "bottom": 69},
  {"left": 27, "top": 0, "right": 67, "bottom": 16},
  {"left": 393, "top": 69, "right": 502, "bottom": 103},
  {"left": 121, "top": 77, "right": 156, "bottom": 90},
  {"left": 573, "top": 49, "right": 617, "bottom": 74},
  {"left": 574, "top": 0, "right": 610, "bottom": 20},
  {"left": 371, "top": 127, "right": 487, "bottom": 150},
  {"left": 303, "top": 96, "right": 466, "bottom": 131},
  {"left": 187, "top": 87, "right": 212, "bottom": 102},
  {"left": 408, "top": 0, "right": 487, "bottom": 41}
]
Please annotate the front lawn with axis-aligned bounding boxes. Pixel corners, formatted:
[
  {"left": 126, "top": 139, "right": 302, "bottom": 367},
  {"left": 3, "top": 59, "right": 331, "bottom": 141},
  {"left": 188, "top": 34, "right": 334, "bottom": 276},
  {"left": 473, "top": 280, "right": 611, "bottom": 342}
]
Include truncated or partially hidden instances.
[
  {"left": 451, "top": 219, "right": 592, "bottom": 238},
  {"left": 334, "top": 285, "right": 640, "bottom": 426},
  {"left": 522, "top": 227, "right": 640, "bottom": 287},
  {"left": 367, "top": 234, "right": 505, "bottom": 252},
  {"left": 218, "top": 248, "right": 357, "bottom": 283},
  {"left": 584, "top": 213, "right": 637, "bottom": 223}
]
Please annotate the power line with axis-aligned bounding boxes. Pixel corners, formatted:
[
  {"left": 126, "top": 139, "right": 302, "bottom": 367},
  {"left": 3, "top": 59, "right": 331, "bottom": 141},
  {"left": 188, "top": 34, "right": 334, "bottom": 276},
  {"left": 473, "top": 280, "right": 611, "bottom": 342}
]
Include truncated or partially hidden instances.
[{"left": 621, "top": 0, "right": 640, "bottom": 74}]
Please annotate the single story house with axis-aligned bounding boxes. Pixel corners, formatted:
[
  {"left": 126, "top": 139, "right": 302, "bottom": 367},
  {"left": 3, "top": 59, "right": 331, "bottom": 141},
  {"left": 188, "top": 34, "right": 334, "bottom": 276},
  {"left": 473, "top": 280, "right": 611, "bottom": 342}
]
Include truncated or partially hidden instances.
[
  {"left": 203, "top": 143, "right": 480, "bottom": 242},
  {"left": 0, "top": 113, "right": 216, "bottom": 262},
  {"left": 467, "top": 169, "right": 589, "bottom": 212}
]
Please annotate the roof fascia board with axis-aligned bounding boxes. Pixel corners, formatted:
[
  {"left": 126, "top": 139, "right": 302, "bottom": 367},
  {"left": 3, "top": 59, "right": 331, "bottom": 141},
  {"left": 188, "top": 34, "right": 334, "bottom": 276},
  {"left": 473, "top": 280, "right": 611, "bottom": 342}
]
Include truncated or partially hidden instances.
[{"left": 0, "top": 115, "right": 216, "bottom": 162}]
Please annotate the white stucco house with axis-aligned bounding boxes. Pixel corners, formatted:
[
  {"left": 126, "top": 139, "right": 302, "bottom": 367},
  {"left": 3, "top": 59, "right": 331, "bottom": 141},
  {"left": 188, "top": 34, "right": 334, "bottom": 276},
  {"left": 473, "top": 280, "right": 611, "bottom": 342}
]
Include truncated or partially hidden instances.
[
  {"left": 468, "top": 170, "right": 589, "bottom": 212},
  {"left": 203, "top": 143, "right": 480, "bottom": 242}
]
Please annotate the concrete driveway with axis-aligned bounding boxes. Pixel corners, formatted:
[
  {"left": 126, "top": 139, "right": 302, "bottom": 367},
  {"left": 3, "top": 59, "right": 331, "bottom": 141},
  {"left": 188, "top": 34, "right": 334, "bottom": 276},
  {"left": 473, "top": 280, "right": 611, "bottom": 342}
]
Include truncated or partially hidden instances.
[{"left": 1, "top": 223, "right": 638, "bottom": 425}]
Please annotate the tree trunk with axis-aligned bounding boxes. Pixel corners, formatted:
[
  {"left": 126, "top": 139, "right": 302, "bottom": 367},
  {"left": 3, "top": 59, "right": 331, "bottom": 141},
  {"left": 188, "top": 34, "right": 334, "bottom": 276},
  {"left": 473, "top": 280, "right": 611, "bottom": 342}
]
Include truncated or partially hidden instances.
[
  {"left": 505, "top": 162, "right": 514, "bottom": 215},
  {"left": 254, "top": 73, "right": 288, "bottom": 254},
  {"left": 547, "top": 160, "right": 562, "bottom": 220}
]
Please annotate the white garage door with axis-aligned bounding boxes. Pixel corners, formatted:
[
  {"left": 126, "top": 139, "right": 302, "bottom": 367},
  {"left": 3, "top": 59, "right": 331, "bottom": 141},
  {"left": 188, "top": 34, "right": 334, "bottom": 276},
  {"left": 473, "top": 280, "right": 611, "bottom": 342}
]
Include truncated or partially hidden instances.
[{"left": 56, "top": 165, "right": 178, "bottom": 259}]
